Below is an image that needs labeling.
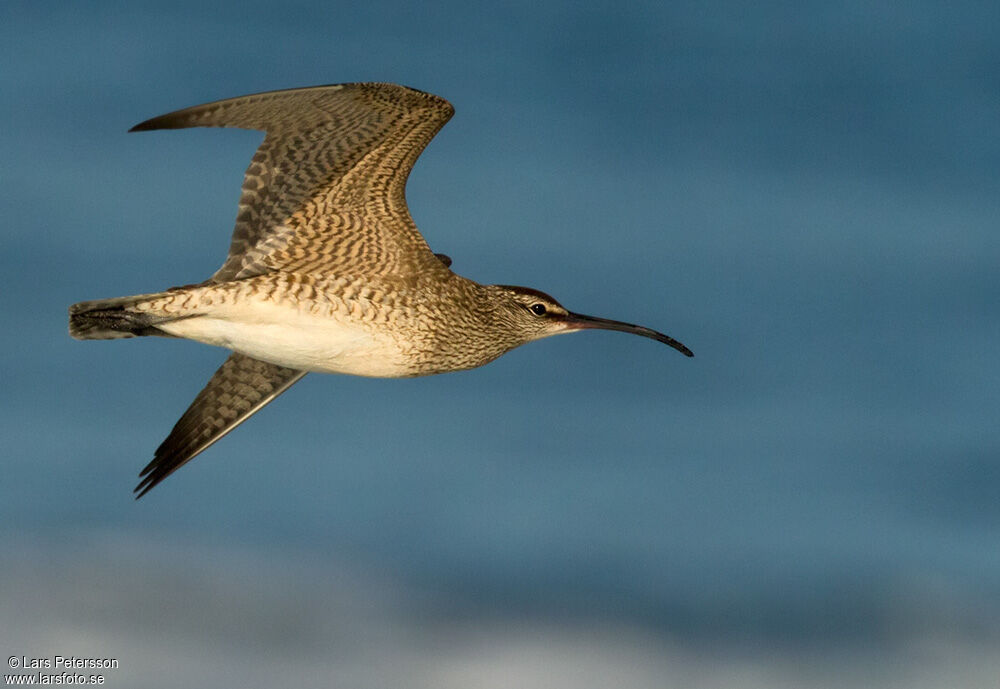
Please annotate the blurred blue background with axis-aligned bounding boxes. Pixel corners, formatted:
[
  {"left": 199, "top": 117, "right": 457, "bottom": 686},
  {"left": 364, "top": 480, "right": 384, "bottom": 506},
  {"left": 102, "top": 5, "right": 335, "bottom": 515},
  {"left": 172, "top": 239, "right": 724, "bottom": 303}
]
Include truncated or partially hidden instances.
[{"left": 2, "top": 1, "right": 999, "bottom": 686}]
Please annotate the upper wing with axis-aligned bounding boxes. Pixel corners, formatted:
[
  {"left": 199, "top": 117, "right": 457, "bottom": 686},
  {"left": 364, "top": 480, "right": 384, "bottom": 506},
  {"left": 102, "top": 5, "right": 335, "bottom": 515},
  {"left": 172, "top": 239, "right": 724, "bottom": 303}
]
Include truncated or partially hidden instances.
[
  {"left": 135, "top": 352, "right": 306, "bottom": 498},
  {"left": 130, "top": 83, "right": 455, "bottom": 281}
]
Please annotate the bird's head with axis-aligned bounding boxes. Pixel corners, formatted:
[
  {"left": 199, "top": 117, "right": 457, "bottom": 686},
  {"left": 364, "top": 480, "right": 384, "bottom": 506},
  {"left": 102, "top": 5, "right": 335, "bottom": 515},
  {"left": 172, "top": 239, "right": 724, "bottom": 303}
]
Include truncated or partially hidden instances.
[{"left": 491, "top": 284, "right": 693, "bottom": 357}]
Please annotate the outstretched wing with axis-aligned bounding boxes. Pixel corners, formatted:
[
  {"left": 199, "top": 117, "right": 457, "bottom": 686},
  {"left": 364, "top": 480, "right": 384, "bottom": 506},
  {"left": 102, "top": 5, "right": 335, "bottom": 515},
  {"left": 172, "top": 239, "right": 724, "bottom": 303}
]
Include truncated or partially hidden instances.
[
  {"left": 135, "top": 353, "right": 306, "bottom": 498},
  {"left": 130, "top": 83, "right": 455, "bottom": 281}
]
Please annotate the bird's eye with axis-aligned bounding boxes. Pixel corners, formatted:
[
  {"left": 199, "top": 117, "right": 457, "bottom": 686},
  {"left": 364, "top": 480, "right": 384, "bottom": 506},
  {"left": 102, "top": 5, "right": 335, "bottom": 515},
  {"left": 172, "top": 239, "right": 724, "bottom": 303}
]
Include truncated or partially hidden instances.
[{"left": 530, "top": 303, "right": 547, "bottom": 316}]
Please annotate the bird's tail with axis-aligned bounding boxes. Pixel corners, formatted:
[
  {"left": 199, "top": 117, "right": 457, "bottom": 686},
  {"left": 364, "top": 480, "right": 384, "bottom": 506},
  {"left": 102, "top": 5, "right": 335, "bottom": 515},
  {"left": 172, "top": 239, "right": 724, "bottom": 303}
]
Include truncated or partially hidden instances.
[{"left": 69, "top": 292, "right": 177, "bottom": 340}]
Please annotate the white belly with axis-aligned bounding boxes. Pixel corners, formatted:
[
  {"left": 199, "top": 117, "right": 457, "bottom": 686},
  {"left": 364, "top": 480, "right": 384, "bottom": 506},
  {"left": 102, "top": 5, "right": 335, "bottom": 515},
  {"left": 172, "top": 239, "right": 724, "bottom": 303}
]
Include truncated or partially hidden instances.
[{"left": 158, "top": 301, "right": 412, "bottom": 377}]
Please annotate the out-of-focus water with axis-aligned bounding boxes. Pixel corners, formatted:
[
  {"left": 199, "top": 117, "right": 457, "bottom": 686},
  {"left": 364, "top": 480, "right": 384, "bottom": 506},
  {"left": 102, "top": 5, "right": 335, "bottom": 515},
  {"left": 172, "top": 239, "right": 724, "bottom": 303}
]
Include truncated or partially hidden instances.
[{"left": 2, "top": 1, "right": 998, "bottom": 686}]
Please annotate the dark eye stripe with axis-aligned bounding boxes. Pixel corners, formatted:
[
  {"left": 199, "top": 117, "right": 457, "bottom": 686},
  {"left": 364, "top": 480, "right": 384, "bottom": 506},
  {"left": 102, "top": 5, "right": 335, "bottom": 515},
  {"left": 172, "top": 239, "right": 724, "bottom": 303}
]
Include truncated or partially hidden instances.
[{"left": 530, "top": 303, "right": 547, "bottom": 316}]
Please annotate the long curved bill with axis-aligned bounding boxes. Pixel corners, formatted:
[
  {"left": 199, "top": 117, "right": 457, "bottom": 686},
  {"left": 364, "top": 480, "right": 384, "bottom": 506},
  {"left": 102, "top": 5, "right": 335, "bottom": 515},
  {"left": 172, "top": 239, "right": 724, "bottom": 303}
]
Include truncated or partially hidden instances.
[{"left": 564, "top": 312, "right": 694, "bottom": 357}]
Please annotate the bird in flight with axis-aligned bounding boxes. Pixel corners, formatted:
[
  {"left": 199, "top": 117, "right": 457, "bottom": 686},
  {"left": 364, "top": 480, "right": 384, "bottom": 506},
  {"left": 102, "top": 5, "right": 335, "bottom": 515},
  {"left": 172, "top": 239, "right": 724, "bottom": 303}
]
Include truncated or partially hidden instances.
[{"left": 69, "top": 83, "right": 693, "bottom": 498}]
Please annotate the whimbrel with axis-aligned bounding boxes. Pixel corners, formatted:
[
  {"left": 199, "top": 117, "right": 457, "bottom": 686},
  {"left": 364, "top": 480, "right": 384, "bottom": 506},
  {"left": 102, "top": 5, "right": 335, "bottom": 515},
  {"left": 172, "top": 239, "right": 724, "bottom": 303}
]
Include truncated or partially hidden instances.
[{"left": 69, "top": 83, "right": 693, "bottom": 497}]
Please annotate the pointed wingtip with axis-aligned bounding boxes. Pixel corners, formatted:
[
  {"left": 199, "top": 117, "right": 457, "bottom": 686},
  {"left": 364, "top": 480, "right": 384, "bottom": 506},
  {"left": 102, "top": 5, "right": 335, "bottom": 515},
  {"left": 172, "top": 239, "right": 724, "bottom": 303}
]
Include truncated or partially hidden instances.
[
  {"left": 129, "top": 112, "right": 192, "bottom": 132},
  {"left": 134, "top": 459, "right": 164, "bottom": 498},
  {"left": 128, "top": 117, "right": 163, "bottom": 133},
  {"left": 133, "top": 476, "right": 155, "bottom": 499}
]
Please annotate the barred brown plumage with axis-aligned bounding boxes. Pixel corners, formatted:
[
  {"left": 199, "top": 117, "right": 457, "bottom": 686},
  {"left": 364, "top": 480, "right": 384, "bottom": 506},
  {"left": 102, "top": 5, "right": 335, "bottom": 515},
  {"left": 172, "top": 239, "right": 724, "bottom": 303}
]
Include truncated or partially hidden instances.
[{"left": 69, "top": 83, "right": 692, "bottom": 497}]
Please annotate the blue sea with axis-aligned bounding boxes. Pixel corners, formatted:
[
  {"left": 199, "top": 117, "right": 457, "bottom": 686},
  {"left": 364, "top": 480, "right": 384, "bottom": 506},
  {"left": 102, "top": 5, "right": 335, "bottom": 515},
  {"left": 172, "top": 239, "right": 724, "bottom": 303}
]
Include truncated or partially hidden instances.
[{"left": 2, "top": 1, "right": 998, "bottom": 686}]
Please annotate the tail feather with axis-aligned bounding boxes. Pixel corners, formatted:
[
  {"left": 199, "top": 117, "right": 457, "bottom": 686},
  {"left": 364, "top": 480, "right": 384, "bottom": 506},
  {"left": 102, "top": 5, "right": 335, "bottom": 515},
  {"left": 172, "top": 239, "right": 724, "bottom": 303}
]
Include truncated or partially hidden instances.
[{"left": 69, "top": 293, "right": 176, "bottom": 340}]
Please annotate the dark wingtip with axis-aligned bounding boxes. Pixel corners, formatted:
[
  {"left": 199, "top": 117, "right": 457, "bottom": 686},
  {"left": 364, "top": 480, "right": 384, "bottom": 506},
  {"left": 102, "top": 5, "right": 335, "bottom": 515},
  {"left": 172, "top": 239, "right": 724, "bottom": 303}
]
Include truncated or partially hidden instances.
[
  {"left": 128, "top": 117, "right": 163, "bottom": 133},
  {"left": 133, "top": 457, "right": 162, "bottom": 498},
  {"left": 133, "top": 476, "right": 154, "bottom": 499},
  {"left": 129, "top": 113, "right": 189, "bottom": 132}
]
